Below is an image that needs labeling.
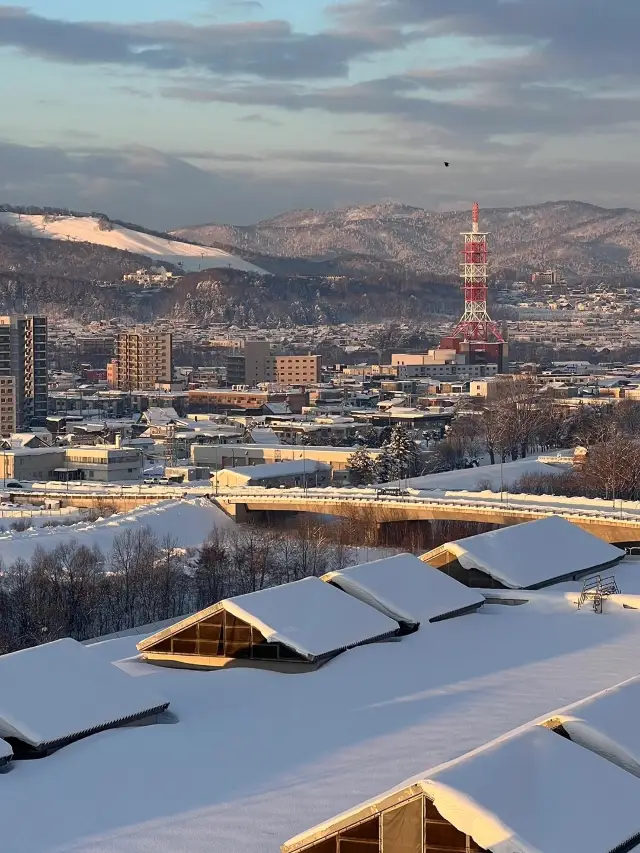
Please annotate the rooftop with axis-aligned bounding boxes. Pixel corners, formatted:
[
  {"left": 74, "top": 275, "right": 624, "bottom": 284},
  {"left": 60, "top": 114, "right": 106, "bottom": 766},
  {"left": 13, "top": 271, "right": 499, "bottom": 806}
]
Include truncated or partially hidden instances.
[{"left": 4, "top": 587, "right": 640, "bottom": 852}]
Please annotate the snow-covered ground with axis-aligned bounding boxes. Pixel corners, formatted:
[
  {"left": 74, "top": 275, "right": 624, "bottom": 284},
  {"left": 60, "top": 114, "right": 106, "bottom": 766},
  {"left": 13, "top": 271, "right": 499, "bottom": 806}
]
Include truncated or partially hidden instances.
[
  {"left": 4, "top": 592, "right": 640, "bottom": 852},
  {"left": 398, "top": 455, "right": 559, "bottom": 491},
  {"left": 0, "top": 498, "right": 233, "bottom": 563},
  {"left": 0, "top": 213, "right": 268, "bottom": 274}
]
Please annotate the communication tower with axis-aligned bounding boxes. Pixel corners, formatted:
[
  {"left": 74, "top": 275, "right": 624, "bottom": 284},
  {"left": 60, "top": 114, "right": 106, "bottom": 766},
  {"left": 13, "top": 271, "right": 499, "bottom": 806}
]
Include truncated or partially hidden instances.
[{"left": 451, "top": 202, "right": 504, "bottom": 342}]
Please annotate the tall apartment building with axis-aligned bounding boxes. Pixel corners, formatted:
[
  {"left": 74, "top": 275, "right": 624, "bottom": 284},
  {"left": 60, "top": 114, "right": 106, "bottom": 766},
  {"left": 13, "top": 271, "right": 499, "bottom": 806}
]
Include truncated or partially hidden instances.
[
  {"left": 111, "top": 330, "right": 173, "bottom": 391},
  {"left": 0, "top": 315, "right": 47, "bottom": 430}
]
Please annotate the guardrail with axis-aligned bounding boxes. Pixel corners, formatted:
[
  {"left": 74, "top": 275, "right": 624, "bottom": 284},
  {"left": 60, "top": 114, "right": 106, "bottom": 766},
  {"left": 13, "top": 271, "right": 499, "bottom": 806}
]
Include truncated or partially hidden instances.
[{"left": 213, "top": 488, "right": 640, "bottom": 526}]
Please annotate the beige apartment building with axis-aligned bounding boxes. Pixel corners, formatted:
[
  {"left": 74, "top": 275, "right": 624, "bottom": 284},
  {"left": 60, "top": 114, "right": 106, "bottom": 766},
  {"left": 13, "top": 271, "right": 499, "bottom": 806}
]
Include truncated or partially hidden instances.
[
  {"left": 227, "top": 341, "right": 322, "bottom": 387},
  {"left": 0, "top": 376, "right": 16, "bottom": 436},
  {"left": 111, "top": 330, "right": 173, "bottom": 391},
  {"left": 272, "top": 355, "right": 321, "bottom": 385}
]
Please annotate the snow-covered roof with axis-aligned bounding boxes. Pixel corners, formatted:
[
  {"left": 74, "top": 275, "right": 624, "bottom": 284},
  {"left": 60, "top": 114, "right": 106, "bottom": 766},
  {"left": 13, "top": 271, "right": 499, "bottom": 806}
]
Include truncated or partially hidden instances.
[
  {"left": 250, "top": 427, "right": 282, "bottom": 445},
  {"left": 10, "top": 572, "right": 640, "bottom": 853},
  {"left": 0, "top": 499, "right": 233, "bottom": 564},
  {"left": 225, "top": 577, "right": 399, "bottom": 660},
  {"left": 140, "top": 576, "right": 398, "bottom": 662},
  {"left": 141, "top": 407, "right": 181, "bottom": 425},
  {"left": 423, "top": 726, "right": 640, "bottom": 853},
  {"left": 0, "top": 737, "right": 12, "bottom": 766},
  {"left": 323, "top": 553, "right": 484, "bottom": 628},
  {"left": 287, "top": 726, "right": 640, "bottom": 853},
  {"left": 0, "top": 638, "right": 168, "bottom": 750},
  {"left": 215, "top": 460, "right": 331, "bottom": 480},
  {"left": 543, "top": 676, "right": 640, "bottom": 779},
  {"left": 435, "top": 516, "right": 624, "bottom": 589}
]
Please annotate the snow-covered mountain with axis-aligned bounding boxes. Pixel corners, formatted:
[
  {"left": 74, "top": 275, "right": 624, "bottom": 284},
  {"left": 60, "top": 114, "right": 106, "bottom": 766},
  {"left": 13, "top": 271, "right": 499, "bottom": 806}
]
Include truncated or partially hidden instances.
[
  {"left": 0, "top": 212, "right": 268, "bottom": 275},
  {"left": 174, "top": 200, "right": 640, "bottom": 278}
]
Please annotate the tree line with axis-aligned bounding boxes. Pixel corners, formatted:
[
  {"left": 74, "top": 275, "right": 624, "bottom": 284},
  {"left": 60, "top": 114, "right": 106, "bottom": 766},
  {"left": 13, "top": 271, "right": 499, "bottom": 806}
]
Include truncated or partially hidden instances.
[{"left": 0, "top": 519, "right": 365, "bottom": 655}]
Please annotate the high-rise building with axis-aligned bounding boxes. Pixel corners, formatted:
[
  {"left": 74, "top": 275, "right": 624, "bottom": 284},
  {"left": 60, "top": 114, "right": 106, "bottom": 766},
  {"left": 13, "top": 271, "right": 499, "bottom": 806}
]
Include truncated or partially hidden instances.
[
  {"left": 0, "top": 315, "right": 48, "bottom": 430},
  {"left": 113, "top": 330, "right": 173, "bottom": 391}
]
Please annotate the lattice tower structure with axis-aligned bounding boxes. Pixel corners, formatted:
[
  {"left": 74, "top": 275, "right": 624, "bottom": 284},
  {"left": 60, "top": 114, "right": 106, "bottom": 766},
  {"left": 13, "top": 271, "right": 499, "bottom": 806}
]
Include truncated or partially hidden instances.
[{"left": 451, "top": 202, "right": 504, "bottom": 342}]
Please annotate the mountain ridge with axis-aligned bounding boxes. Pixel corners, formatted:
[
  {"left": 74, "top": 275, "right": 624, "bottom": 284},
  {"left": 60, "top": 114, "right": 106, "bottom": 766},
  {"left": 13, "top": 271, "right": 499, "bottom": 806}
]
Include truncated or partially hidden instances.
[{"left": 172, "top": 200, "right": 640, "bottom": 278}]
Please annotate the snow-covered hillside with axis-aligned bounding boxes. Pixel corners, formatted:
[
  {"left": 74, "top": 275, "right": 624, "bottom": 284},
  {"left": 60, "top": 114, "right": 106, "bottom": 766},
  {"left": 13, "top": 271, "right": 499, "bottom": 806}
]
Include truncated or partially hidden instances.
[{"left": 0, "top": 212, "right": 268, "bottom": 275}]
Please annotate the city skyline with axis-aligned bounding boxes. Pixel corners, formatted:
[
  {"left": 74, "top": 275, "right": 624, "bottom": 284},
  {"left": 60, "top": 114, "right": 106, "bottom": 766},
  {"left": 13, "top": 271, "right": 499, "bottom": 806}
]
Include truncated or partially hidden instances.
[{"left": 1, "top": 0, "right": 639, "bottom": 228}]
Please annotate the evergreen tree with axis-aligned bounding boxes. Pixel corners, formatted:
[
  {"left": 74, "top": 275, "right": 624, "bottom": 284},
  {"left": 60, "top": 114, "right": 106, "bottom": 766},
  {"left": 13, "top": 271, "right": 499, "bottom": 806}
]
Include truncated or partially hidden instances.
[
  {"left": 346, "top": 447, "right": 379, "bottom": 486},
  {"left": 374, "top": 446, "right": 398, "bottom": 483},
  {"left": 384, "top": 425, "right": 421, "bottom": 480}
]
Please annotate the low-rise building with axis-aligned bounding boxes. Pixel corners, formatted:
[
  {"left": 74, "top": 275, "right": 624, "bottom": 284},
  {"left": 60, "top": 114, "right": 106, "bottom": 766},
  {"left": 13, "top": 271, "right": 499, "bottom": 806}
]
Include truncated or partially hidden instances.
[
  {"left": 192, "top": 443, "right": 384, "bottom": 484},
  {"left": 64, "top": 445, "right": 143, "bottom": 482},
  {"left": 0, "top": 447, "right": 65, "bottom": 481},
  {"left": 210, "top": 459, "right": 331, "bottom": 489}
]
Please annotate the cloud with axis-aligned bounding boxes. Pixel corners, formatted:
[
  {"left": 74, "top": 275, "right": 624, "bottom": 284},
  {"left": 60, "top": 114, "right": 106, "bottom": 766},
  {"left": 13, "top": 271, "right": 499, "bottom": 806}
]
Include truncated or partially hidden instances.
[
  {"left": 330, "top": 0, "right": 640, "bottom": 82},
  {"left": 0, "top": 5, "right": 411, "bottom": 80}
]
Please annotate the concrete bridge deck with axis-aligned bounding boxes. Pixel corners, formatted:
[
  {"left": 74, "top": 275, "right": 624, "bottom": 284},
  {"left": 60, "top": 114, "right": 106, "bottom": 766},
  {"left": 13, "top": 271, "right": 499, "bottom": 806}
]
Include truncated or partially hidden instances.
[
  {"left": 10, "top": 483, "right": 640, "bottom": 544},
  {"left": 213, "top": 487, "right": 640, "bottom": 544}
]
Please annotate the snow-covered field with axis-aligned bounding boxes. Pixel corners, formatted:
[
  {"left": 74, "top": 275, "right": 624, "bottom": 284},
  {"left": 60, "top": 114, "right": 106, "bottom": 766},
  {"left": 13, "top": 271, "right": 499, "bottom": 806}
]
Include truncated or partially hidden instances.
[
  {"left": 4, "top": 588, "right": 640, "bottom": 853},
  {"left": 0, "top": 213, "right": 268, "bottom": 274},
  {"left": 0, "top": 498, "right": 233, "bottom": 563}
]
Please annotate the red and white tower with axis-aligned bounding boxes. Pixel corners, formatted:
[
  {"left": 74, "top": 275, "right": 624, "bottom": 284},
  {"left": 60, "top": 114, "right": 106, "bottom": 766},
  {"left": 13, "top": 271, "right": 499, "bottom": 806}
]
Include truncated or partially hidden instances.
[{"left": 451, "top": 202, "right": 504, "bottom": 342}]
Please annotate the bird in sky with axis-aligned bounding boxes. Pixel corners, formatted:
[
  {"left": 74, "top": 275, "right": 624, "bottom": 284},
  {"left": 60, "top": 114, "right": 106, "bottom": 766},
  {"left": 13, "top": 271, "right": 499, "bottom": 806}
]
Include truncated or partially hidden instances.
[{"left": 444, "top": 162, "right": 450, "bottom": 167}]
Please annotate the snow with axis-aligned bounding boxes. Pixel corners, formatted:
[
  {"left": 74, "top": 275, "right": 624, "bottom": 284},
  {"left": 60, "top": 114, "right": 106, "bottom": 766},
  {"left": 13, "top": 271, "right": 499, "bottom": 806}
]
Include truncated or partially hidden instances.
[
  {"left": 323, "top": 553, "right": 484, "bottom": 627},
  {"left": 216, "top": 460, "right": 331, "bottom": 480},
  {"left": 544, "top": 676, "right": 640, "bottom": 779},
  {"left": 0, "top": 638, "right": 168, "bottom": 749},
  {"left": 0, "top": 498, "right": 233, "bottom": 564},
  {"left": 0, "top": 213, "right": 269, "bottom": 275},
  {"left": 400, "top": 456, "right": 560, "bottom": 491},
  {"left": 0, "top": 737, "right": 12, "bottom": 763},
  {"left": 6, "top": 591, "right": 640, "bottom": 852},
  {"left": 223, "top": 576, "right": 399, "bottom": 660},
  {"left": 424, "top": 726, "right": 640, "bottom": 853},
  {"left": 439, "top": 515, "right": 624, "bottom": 589}
]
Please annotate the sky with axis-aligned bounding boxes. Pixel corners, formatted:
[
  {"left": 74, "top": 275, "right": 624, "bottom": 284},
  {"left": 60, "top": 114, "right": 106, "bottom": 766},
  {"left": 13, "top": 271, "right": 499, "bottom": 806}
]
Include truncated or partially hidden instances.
[{"left": 1, "top": 0, "right": 639, "bottom": 229}]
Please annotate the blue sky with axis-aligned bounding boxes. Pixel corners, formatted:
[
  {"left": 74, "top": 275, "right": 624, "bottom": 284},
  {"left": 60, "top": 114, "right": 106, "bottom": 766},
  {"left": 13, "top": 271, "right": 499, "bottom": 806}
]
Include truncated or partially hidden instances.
[{"left": 1, "top": 0, "right": 639, "bottom": 228}]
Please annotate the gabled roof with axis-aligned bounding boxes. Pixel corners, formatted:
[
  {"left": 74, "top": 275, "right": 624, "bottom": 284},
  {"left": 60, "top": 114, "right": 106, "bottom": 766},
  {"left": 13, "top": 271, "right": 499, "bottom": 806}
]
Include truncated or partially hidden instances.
[
  {"left": 139, "top": 407, "right": 181, "bottom": 426},
  {"left": 423, "top": 516, "right": 624, "bottom": 589},
  {"left": 543, "top": 676, "right": 640, "bottom": 779},
  {"left": 139, "top": 576, "right": 399, "bottom": 662},
  {"left": 0, "top": 638, "right": 169, "bottom": 751},
  {"left": 0, "top": 737, "right": 12, "bottom": 767},
  {"left": 423, "top": 726, "right": 640, "bottom": 853},
  {"left": 285, "top": 726, "right": 640, "bottom": 853},
  {"left": 323, "top": 553, "right": 484, "bottom": 629}
]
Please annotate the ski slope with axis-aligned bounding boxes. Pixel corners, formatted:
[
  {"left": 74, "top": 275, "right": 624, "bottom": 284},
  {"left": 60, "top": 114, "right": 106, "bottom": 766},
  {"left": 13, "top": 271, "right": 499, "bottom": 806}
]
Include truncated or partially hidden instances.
[{"left": 0, "top": 212, "right": 269, "bottom": 274}]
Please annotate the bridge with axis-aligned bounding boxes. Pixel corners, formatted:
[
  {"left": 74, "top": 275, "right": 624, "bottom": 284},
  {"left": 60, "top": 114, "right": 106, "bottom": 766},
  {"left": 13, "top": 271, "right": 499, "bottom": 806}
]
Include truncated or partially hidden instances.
[
  {"left": 213, "top": 487, "right": 640, "bottom": 545},
  {"left": 11, "top": 481, "right": 640, "bottom": 545}
]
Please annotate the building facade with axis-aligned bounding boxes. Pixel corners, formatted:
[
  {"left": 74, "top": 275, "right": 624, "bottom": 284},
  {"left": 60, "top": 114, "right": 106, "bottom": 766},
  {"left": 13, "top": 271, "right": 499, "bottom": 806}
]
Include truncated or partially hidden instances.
[
  {"left": 0, "top": 315, "right": 48, "bottom": 430},
  {"left": 0, "top": 376, "right": 16, "bottom": 436},
  {"left": 225, "top": 341, "right": 322, "bottom": 387},
  {"left": 113, "top": 330, "right": 173, "bottom": 391}
]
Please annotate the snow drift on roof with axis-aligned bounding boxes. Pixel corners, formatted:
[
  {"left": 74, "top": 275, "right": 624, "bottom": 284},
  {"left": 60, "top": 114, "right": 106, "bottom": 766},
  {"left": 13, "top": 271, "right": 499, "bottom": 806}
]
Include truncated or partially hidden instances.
[
  {"left": 0, "top": 638, "right": 168, "bottom": 749},
  {"left": 424, "top": 726, "right": 640, "bottom": 853},
  {"left": 0, "top": 737, "right": 12, "bottom": 764},
  {"left": 224, "top": 576, "right": 399, "bottom": 660},
  {"left": 444, "top": 516, "right": 624, "bottom": 589},
  {"left": 544, "top": 676, "right": 640, "bottom": 779},
  {"left": 218, "top": 460, "right": 330, "bottom": 480},
  {"left": 323, "top": 553, "right": 484, "bottom": 627},
  {"left": 0, "top": 213, "right": 269, "bottom": 275}
]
